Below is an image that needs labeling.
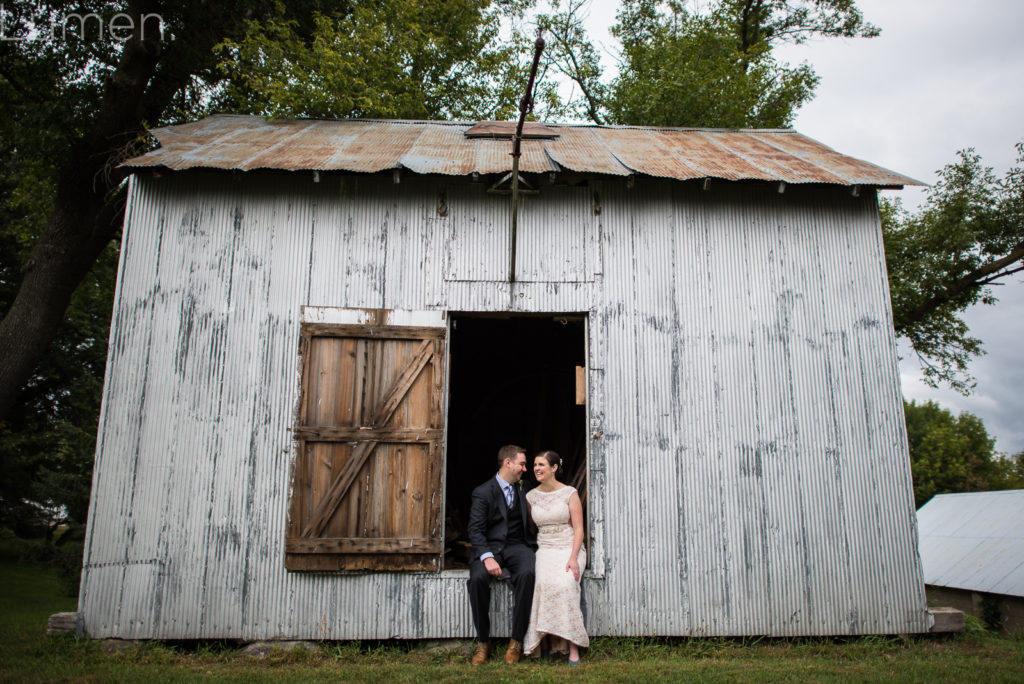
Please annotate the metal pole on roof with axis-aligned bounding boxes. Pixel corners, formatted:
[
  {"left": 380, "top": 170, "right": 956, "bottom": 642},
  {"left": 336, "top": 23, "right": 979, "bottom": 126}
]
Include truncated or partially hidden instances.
[{"left": 509, "top": 30, "right": 545, "bottom": 283}]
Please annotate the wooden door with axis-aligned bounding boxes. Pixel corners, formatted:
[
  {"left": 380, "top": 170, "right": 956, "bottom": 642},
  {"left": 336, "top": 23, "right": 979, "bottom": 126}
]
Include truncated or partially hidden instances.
[{"left": 285, "top": 308, "right": 446, "bottom": 571}]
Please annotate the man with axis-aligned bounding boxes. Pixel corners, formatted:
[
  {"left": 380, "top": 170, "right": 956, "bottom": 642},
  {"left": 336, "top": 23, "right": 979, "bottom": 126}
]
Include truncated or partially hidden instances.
[{"left": 466, "top": 444, "right": 537, "bottom": 665}]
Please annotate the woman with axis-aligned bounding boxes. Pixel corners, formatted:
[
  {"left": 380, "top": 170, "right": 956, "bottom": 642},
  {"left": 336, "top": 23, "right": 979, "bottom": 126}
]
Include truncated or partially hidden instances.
[{"left": 523, "top": 450, "right": 588, "bottom": 664}]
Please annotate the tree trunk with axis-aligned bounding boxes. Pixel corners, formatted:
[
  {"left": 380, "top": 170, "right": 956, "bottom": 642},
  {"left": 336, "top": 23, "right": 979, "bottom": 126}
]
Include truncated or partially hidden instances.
[
  {"left": 0, "top": 30, "right": 161, "bottom": 420},
  {"left": 0, "top": 0, "right": 271, "bottom": 422}
]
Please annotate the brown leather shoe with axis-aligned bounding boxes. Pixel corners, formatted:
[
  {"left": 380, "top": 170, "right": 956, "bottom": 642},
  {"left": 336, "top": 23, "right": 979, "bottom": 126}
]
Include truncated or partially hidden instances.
[
  {"left": 471, "top": 641, "right": 490, "bottom": 666},
  {"left": 503, "top": 639, "right": 523, "bottom": 664}
]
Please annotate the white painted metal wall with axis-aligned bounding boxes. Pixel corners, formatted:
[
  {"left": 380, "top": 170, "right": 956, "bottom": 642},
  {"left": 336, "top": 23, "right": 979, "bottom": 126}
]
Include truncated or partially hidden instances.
[{"left": 80, "top": 171, "right": 928, "bottom": 639}]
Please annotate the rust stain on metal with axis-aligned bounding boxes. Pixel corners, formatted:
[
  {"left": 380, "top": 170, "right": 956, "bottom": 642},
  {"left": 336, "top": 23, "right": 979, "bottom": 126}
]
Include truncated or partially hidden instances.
[
  {"left": 545, "top": 127, "right": 630, "bottom": 176},
  {"left": 129, "top": 115, "right": 922, "bottom": 187},
  {"left": 465, "top": 120, "right": 559, "bottom": 138},
  {"left": 703, "top": 131, "right": 847, "bottom": 184},
  {"left": 401, "top": 124, "right": 479, "bottom": 176}
]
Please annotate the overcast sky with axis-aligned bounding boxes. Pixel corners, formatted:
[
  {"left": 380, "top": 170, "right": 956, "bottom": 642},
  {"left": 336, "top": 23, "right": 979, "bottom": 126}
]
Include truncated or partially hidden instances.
[{"left": 576, "top": 0, "right": 1024, "bottom": 453}]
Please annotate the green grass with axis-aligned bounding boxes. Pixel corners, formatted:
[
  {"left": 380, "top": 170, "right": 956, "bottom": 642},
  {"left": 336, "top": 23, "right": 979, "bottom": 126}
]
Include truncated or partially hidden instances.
[{"left": 2, "top": 557, "right": 1023, "bottom": 683}]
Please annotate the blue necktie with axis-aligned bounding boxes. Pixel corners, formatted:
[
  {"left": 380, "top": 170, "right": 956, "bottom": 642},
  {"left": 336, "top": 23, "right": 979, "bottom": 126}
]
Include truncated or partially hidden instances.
[{"left": 504, "top": 485, "right": 513, "bottom": 508}]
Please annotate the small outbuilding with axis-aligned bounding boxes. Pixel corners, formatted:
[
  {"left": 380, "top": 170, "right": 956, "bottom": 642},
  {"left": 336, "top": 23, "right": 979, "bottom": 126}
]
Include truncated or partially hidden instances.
[
  {"left": 80, "top": 114, "right": 930, "bottom": 639},
  {"left": 917, "top": 490, "right": 1024, "bottom": 633}
]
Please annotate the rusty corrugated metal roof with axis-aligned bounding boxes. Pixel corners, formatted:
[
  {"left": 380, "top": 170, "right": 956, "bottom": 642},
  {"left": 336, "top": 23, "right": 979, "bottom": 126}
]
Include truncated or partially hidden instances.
[
  {"left": 125, "top": 114, "right": 922, "bottom": 187},
  {"left": 464, "top": 120, "right": 559, "bottom": 138}
]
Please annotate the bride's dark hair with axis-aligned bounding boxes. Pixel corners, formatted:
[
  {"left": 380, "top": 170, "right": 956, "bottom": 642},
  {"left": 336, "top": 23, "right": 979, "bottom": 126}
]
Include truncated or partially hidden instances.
[{"left": 535, "top": 450, "right": 561, "bottom": 479}]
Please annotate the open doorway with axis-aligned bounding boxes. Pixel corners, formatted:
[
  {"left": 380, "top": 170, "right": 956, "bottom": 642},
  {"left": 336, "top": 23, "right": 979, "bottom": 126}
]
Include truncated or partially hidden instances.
[{"left": 443, "top": 314, "right": 588, "bottom": 570}]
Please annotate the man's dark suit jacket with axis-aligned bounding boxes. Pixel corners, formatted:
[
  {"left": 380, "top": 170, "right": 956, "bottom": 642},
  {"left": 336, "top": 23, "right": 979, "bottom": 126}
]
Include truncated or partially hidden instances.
[{"left": 467, "top": 477, "right": 537, "bottom": 561}]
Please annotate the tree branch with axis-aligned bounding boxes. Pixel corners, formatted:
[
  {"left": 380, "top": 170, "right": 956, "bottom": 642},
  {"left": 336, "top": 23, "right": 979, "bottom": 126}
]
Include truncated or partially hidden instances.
[
  {"left": 901, "top": 240, "right": 1024, "bottom": 326},
  {"left": 549, "top": 25, "right": 605, "bottom": 125},
  {"left": 974, "top": 263, "right": 1024, "bottom": 288},
  {"left": 544, "top": 0, "right": 605, "bottom": 126}
]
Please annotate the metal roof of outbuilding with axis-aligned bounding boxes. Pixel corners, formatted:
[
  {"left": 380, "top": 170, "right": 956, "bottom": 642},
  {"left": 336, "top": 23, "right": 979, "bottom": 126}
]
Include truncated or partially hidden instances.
[
  {"left": 124, "top": 114, "right": 922, "bottom": 188},
  {"left": 917, "top": 490, "right": 1024, "bottom": 597}
]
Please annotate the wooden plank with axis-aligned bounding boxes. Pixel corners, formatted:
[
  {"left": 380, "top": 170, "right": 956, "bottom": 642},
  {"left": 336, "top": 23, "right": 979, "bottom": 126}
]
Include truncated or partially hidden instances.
[
  {"left": 292, "top": 427, "right": 442, "bottom": 442},
  {"left": 385, "top": 444, "right": 405, "bottom": 537},
  {"left": 407, "top": 344, "right": 429, "bottom": 429},
  {"left": 386, "top": 341, "right": 409, "bottom": 428},
  {"left": 310, "top": 443, "right": 335, "bottom": 522},
  {"left": 303, "top": 336, "right": 321, "bottom": 424},
  {"left": 323, "top": 337, "right": 342, "bottom": 426},
  {"left": 286, "top": 442, "right": 311, "bottom": 539},
  {"left": 364, "top": 450, "right": 382, "bottom": 537},
  {"left": 362, "top": 337, "right": 378, "bottom": 425},
  {"left": 303, "top": 323, "right": 446, "bottom": 340},
  {"left": 367, "top": 340, "right": 433, "bottom": 425},
  {"left": 575, "top": 365, "right": 586, "bottom": 405},
  {"left": 285, "top": 553, "right": 438, "bottom": 572},
  {"left": 286, "top": 537, "right": 438, "bottom": 554},
  {"left": 406, "top": 444, "right": 428, "bottom": 537},
  {"left": 300, "top": 339, "right": 433, "bottom": 538},
  {"left": 297, "top": 332, "right": 312, "bottom": 426},
  {"left": 331, "top": 337, "right": 357, "bottom": 426},
  {"left": 324, "top": 443, "right": 353, "bottom": 539},
  {"left": 426, "top": 341, "right": 444, "bottom": 540},
  {"left": 319, "top": 337, "right": 343, "bottom": 426},
  {"left": 430, "top": 338, "right": 444, "bottom": 429},
  {"left": 343, "top": 453, "right": 360, "bottom": 538},
  {"left": 353, "top": 338, "right": 368, "bottom": 428},
  {"left": 405, "top": 365, "right": 430, "bottom": 538},
  {"left": 427, "top": 442, "right": 442, "bottom": 542},
  {"left": 302, "top": 439, "right": 376, "bottom": 537},
  {"left": 368, "top": 339, "right": 389, "bottom": 421}
]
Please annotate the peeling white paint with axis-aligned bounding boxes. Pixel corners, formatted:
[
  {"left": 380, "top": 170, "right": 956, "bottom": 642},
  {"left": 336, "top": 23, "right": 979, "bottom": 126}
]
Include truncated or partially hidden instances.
[{"left": 80, "top": 172, "right": 928, "bottom": 639}]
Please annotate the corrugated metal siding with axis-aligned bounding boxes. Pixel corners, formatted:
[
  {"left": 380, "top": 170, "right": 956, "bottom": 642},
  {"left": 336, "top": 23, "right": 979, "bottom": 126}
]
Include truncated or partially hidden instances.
[
  {"left": 917, "top": 490, "right": 1024, "bottom": 597},
  {"left": 80, "top": 172, "right": 928, "bottom": 639},
  {"left": 585, "top": 180, "right": 926, "bottom": 635}
]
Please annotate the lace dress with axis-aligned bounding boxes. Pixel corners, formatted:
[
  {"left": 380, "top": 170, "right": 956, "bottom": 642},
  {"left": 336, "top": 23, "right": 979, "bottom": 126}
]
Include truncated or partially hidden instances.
[{"left": 523, "top": 485, "right": 588, "bottom": 655}]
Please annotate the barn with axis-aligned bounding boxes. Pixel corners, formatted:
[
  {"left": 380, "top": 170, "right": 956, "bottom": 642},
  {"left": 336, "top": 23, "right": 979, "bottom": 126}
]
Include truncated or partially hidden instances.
[
  {"left": 917, "top": 490, "right": 1024, "bottom": 633},
  {"left": 79, "top": 114, "right": 930, "bottom": 639}
]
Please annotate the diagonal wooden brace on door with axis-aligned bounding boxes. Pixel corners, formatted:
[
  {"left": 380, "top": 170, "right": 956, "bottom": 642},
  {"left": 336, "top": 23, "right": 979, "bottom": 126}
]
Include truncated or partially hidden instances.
[{"left": 301, "top": 338, "right": 435, "bottom": 538}]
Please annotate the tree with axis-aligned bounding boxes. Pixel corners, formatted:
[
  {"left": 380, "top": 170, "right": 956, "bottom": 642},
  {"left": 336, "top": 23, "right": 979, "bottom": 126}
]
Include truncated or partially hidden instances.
[
  {"left": 0, "top": 0, "right": 182, "bottom": 530},
  {"left": 537, "top": 0, "right": 877, "bottom": 127},
  {"left": 0, "top": 0, "right": 539, "bottom": 427},
  {"left": 0, "top": 0, "right": 528, "bottom": 534},
  {"left": 990, "top": 450, "right": 1024, "bottom": 492},
  {"left": 533, "top": 0, "right": 608, "bottom": 122},
  {"left": 717, "top": 0, "right": 878, "bottom": 49},
  {"left": 1, "top": 0, "right": 283, "bottom": 423},
  {"left": 609, "top": 1, "right": 818, "bottom": 127},
  {"left": 216, "top": 0, "right": 531, "bottom": 121},
  {"left": 0, "top": 245, "right": 115, "bottom": 536},
  {"left": 904, "top": 400, "right": 1023, "bottom": 507},
  {"left": 882, "top": 144, "right": 1024, "bottom": 393}
]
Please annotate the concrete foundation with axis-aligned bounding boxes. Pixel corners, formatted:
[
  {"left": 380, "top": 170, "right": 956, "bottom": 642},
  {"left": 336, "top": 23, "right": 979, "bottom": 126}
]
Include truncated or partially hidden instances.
[{"left": 926, "top": 585, "right": 1024, "bottom": 635}]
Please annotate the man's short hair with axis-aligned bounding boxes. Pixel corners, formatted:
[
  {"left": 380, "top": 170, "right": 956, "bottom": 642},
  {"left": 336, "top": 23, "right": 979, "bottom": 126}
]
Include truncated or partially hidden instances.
[{"left": 497, "top": 444, "right": 526, "bottom": 468}]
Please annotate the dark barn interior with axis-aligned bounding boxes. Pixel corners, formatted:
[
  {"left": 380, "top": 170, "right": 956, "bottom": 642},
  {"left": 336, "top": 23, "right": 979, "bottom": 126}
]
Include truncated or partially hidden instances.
[{"left": 443, "top": 314, "right": 587, "bottom": 569}]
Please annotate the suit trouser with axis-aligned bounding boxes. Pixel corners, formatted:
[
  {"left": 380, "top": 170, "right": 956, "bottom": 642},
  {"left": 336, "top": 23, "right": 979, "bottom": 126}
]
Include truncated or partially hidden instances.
[{"left": 467, "top": 544, "right": 535, "bottom": 642}]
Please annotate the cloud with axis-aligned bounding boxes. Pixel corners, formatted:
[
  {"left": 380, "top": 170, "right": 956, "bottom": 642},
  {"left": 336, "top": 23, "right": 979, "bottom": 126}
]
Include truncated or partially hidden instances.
[{"left": 900, "top": 278, "right": 1024, "bottom": 454}]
